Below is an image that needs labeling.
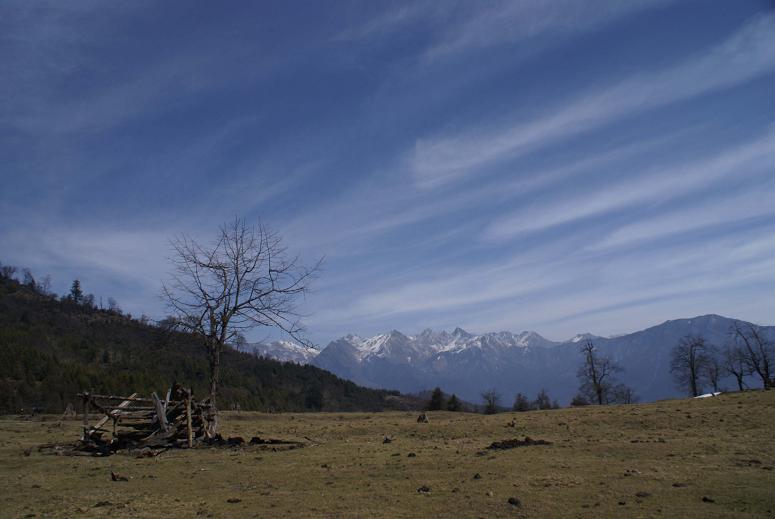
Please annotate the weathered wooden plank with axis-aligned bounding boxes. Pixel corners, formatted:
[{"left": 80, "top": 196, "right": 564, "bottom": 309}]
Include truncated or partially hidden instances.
[
  {"left": 99, "top": 405, "right": 157, "bottom": 411},
  {"left": 82, "top": 398, "right": 89, "bottom": 429},
  {"left": 152, "top": 392, "right": 169, "bottom": 432},
  {"left": 186, "top": 397, "right": 193, "bottom": 448},
  {"left": 91, "top": 393, "right": 138, "bottom": 432}
]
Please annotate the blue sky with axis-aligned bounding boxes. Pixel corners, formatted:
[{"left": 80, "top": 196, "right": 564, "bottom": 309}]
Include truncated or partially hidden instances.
[{"left": 2, "top": 0, "right": 775, "bottom": 346}]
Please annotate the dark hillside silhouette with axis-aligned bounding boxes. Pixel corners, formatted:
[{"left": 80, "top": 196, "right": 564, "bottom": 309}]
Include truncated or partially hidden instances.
[{"left": 0, "top": 274, "right": 419, "bottom": 414}]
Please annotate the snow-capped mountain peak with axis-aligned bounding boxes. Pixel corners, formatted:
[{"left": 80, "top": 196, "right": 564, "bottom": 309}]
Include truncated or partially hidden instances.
[
  {"left": 248, "top": 316, "right": 773, "bottom": 405},
  {"left": 452, "top": 326, "right": 472, "bottom": 339},
  {"left": 316, "top": 327, "right": 558, "bottom": 364},
  {"left": 568, "top": 333, "right": 599, "bottom": 343},
  {"left": 242, "top": 340, "right": 319, "bottom": 364}
]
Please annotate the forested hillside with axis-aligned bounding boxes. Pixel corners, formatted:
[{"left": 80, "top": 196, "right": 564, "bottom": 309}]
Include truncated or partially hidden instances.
[{"left": 0, "top": 275, "right": 418, "bottom": 414}]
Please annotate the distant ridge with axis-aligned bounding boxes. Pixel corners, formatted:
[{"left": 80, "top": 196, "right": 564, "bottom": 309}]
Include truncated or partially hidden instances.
[{"left": 254, "top": 314, "right": 773, "bottom": 404}]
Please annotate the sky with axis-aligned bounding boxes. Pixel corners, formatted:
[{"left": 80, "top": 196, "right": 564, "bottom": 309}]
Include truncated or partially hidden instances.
[{"left": 1, "top": 0, "right": 775, "bottom": 346}]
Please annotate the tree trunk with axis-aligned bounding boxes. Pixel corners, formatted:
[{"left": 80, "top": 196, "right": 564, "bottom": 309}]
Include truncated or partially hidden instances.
[
  {"left": 207, "top": 341, "right": 221, "bottom": 435},
  {"left": 735, "top": 375, "right": 744, "bottom": 392}
]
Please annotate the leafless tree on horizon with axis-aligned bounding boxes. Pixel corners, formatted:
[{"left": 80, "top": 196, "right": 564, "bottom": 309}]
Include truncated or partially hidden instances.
[
  {"left": 577, "top": 341, "right": 622, "bottom": 405},
  {"left": 722, "top": 343, "right": 750, "bottom": 392},
  {"left": 730, "top": 321, "right": 773, "bottom": 390},
  {"left": 482, "top": 389, "right": 500, "bottom": 415},
  {"left": 702, "top": 345, "right": 723, "bottom": 393},
  {"left": 670, "top": 334, "right": 711, "bottom": 397}
]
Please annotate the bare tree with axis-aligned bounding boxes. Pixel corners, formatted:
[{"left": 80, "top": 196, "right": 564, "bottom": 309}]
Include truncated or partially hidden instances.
[
  {"left": 162, "top": 217, "right": 320, "bottom": 433},
  {"left": 0, "top": 264, "right": 17, "bottom": 280},
  {"left": 39, "top": 274, "right": 52, "bottom": 296},
  {"left": 723, "top": 344, "right": 750, "bottom": 392},
  {"left": 670, "top": 335, "right": 711, "bottom": 397},
  {"left": 577, "top": 341, "right": 621, "bottom": 405},
  {"left": 22, "top": 268, "right": 36, "bottom": 289},
  {"left": 481, "top": 389, "right": 500, "bottom": 415},
  {"left": 730, "top": 321, "right": 773, "bottom": 390},
  {"left": 611, "top": 383, "right": 637, "bottom": 404},
  {"left": 107, "top": 297, "right": 121, "bottom": 314},
  {"left": 702, "top": 346, "right": 723, "bottom": 393}
]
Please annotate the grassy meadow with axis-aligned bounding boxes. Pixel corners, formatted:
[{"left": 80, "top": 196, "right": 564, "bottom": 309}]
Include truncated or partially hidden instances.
[{"left": 1, "top": 390, "right": 774, "bottom": 518}]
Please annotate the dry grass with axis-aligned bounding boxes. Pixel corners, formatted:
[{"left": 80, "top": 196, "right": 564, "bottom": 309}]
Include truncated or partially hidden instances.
[{"left": 1, "top": 390, "right": 774, "bottom": 518}]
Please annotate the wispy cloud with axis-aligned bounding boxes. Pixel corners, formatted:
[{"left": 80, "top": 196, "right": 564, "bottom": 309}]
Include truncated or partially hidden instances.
[
  {"left": 309, "top": 222, "right": 775, "bottom": 339},
  {"left": 590, "top": 183, "right": 775, "bottom": 251},
  {"left": 282, "top": 130, "right": 678, "bottom": 257},
  {"left": 483, "top": 130, "right": 775, "bottom": 240},
  {"left": 308, "top": 251, "right": 572, "bottom": 327},
  {"left": 334, "top": 1, "right": 440, "bottom": 41},
  {"left": 424, "top": 0, "right": 671, "bottom": 61},
  {"left": 410, "top": 13, "right": 775, "bottom": 188}
]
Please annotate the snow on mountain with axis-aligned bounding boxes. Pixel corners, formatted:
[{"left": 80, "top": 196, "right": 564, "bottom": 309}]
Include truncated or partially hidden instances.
[
  {"left": 310, "top": 315, "right": 774, "bottom": 404},
  {"left": 568, "top": 333, "right": 600, "bottom": 343},
  {"left": 320, "top": 328, "right": 556, "bottom": 362},
  {"left": 244, "top": 315, "right": 773, "bottom": 404},
  {"left": 243, "top": 340, "right": 319, "bottom": 364}
]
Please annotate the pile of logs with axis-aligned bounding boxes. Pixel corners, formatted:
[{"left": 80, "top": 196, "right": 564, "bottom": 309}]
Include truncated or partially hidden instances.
[{"left": 77, "top": 383, "right": 215, "bottom": 454}]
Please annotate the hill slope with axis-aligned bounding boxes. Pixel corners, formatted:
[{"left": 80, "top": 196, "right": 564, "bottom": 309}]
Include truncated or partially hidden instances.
[{"left": 0, "top": 276, "right": 420, "bottom": 413}]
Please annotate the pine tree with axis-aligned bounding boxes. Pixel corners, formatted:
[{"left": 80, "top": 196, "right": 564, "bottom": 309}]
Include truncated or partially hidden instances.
[
  {"left": 446, "top": 394, "right": 462, "bottom": 412},
  {"left": 69, "top": 279, "right": 83, "bottom": 304},
  {"left": 512, "top": 392, "right": 532, "bottom": 412},
  {"left": 428, "top": 387, "right": 445, "bottom": 410},
  {"left": 533, "top": 389, "right": 553, "bottom": 410},
  {"left": 570, "top": 394, "right": 589, "bottom": 406}
]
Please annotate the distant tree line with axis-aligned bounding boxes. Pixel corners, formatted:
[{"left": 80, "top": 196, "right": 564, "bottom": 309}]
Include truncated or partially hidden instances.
[
  {"left": 0, "top": 260, "right": 127, "bottom": 318},
  {"left": 670, "top": 323, "right": 773, "bottom": 396},
  {"left": 511, "top": 389, "right": 561, "bottom": 412},
  {"left": 425, "top": 387, "right": 465, "bottom": 412},
  {"left": 478, "top": 342, "right": 639, "bottom": 411},
  {"left": 423, "top": 386, "right": 564, "bottom": 414}
]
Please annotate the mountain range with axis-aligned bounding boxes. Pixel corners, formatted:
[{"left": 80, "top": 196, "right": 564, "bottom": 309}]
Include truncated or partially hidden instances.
[{"left": 246, "top": 315, "right": 773, "bottom": 404}]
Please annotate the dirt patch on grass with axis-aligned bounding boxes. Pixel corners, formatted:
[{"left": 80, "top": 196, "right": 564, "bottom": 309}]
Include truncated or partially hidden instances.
[{"left": 486, "top": 436, "right": 552, "bottom": 450}]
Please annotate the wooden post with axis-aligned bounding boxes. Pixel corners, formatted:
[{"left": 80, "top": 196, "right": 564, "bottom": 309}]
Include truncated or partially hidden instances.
[
  {"left": 185, "top": 396, "right": 193, "bottom": 448},
  {"left": 152, "top": 392, "right": 169, "bottom": 432},
  {"left": 82, "top": 395, "right": 90, "bottom": 440}
]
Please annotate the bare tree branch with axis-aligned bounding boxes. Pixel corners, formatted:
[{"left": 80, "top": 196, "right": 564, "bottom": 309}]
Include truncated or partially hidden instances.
[
  {"left": 730, "top": 321, "right": 773, "bottom": 389},
  {"left": 161, "top": 217, "right": 321, "bottom": 433},
  {"left": 670, "top": 334, "right": 711, "bottom": 397},
  {"left": 577, "top": 341, "right": 625, "bottom": 405}
]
